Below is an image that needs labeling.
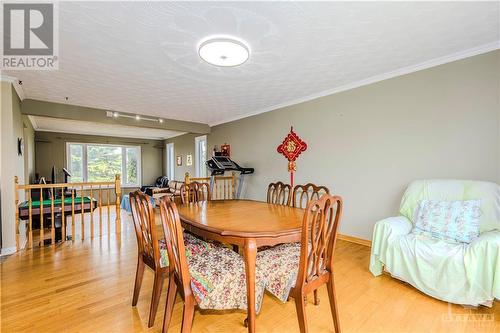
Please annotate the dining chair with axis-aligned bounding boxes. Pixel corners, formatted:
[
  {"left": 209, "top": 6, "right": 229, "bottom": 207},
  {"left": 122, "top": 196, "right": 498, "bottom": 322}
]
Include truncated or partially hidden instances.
[
  {"left": 290, "top": 183, "right": 330, "bottom": 304},
  {"left": 159, "top": 197, "right": 268, "bottom": 333},
  {"left": 130, "top": 192, "right": 218, "bottom": 327},
  {"left": 129, "top": 191, "right": 169, "bottom": 327},
  {"left": 179, "top": 182, "right": 211, "bottom": 204},
  {"left": 257, "top": 194, "right": 343, "bottom": 333},
  {"left": 291, "top": 183, "right": 330, "bottom": 209},
  {"left": 267, "top": 181, "right": 292, "bottom": 206}
]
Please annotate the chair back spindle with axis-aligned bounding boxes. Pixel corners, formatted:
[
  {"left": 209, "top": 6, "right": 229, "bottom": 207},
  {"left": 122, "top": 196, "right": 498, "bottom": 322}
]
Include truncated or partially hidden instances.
[
  {"left": 297, "top": 194, "right": 343, "bottom": 287},
  {"left": 267, "top": 181, "right": 292, "bottom": 206},
  {"left": 185, "top": 172, "right": 236, "bottom": 200},
  {"left": 159, "top": 198, "right": 192, "bottom": 297},
  {"left": 130, "top": 191, "right": 162, "bottom": 269},
  {"left": 180, "top": 182, "right": 211, "bottom": 204},
  {"left": 292, "top": 183, "right": 330, "bottom": 209}
]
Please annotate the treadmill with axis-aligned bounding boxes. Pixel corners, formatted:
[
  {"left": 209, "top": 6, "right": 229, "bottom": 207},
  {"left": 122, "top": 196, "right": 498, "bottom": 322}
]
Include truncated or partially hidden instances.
[{"left": 206, "top": 156, "right": 254, "bottom": 198}]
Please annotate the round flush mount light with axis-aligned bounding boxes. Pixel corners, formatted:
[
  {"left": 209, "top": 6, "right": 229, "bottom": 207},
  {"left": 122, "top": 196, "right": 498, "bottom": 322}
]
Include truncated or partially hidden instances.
[{"left": 198, "top": 37, "right": 250, "bottom": 67}]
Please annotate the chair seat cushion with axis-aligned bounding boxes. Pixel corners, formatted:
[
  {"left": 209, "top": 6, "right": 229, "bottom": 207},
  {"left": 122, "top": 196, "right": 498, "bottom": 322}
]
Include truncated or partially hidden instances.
[
  {"left": 257, "top": 242, "right": 301, "bottom": 302},
  {"left": 159, "top": 232, "right": 217, "bottom": 268},
  {"left": 159, "top": 241, "right": 169, "bottom": 268},
  {"left": 187, "top": 246, "right": 267, "bottom": 313}
]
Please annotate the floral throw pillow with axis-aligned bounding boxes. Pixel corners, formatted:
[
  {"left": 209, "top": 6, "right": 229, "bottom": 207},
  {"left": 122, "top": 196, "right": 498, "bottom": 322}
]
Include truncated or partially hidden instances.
[{"left": 412, "top": 199, "right": 481, "bottom": 244}]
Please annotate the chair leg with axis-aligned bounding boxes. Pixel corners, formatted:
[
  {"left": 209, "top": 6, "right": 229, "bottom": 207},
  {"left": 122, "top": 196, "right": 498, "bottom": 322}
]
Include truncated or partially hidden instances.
[
  {"left": 294, "top": 295, "right": 308, "bottom": 333},
  {"left": 162, "top": 276, "right": 178, "bottom": 333},
  {"left": 313, "top": 289, "right": 320, "bottom": 305},
  {"left": 148, "top": 270, "right": 164, "bottom": 327},
  {"left": 181, "top": 299, "right": 195, "bottom": 333},
  {"left": 132, "top": 257, "right": 145, "bottom": 306},
  {"left": 327, "top": 278, "right": 341, "bottom": 333}
]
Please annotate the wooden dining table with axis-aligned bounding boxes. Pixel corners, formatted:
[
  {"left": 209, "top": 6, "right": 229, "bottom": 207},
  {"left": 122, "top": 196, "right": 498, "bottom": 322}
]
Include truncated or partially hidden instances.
[{"left": 176, "top": 199, "right": 304, "bottom": 333}]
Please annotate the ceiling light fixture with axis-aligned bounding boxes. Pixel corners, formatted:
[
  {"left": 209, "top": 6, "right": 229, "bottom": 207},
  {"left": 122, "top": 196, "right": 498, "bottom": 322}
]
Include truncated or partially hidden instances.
[
  {"left": 106, "top": 111, "right": 163, "bottom": 123},
  {"left": 198, "top": 36, "right": 250, "bottom": 67}
]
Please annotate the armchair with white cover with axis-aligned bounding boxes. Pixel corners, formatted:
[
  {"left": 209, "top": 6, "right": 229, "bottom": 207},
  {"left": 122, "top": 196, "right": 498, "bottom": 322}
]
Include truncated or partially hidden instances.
[{"left": 370, "top": 179, "right": 500, "bottom": 306}]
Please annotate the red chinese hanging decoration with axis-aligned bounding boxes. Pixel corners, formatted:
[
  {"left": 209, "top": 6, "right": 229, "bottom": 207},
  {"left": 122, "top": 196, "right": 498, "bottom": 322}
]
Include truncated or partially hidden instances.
[{"left": 277, "top": 127, "right": 308, "bottom": 187}]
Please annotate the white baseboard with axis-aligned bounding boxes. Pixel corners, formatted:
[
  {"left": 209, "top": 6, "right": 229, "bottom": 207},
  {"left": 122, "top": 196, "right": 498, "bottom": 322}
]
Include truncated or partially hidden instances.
[{"left": 0, "top": 247, "right": 17, "bottom": 256}]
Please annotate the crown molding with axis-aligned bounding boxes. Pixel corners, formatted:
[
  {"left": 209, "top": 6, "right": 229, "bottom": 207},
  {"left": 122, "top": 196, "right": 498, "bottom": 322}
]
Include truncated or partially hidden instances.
[
  {"left": 27, "top": 115, "right": 39, "bottom": 129},
  {"left": 209, "top": 41, "right": 500, "bottom": 127},
  {"left": 0, "top": 74, "right": 26, "bottom": 101}
]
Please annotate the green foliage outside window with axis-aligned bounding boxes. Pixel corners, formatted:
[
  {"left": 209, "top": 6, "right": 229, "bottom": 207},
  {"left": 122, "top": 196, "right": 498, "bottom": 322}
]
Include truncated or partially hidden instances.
[
  {"left": 126, "top": 148, "right": 138, "bottom": 184},
  {"left": 68, "top": 143, "right": 140, "bottom": 185},
  {"left": 87, "top": 146, "right": 122, "bottom": 182},
  {"left": 70, "top": 145, "right": 83, "bottom": 182}
]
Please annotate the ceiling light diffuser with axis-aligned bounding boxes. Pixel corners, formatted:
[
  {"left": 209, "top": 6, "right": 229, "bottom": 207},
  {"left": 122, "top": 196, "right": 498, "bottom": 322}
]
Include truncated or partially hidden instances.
[{"left": 198, "top": 37, "right": 250, "bottom": 67}]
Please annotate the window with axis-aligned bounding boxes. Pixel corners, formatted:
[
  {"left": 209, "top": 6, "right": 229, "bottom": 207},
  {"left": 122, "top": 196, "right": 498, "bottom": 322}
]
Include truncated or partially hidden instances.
[
  {"left": 66, "top": 143, "right": 141, "bottom": 187},
  {"left": 195, "top": 135, "right": 207, "bottom": 177},
  {"left": 166, "top": 143, "right": 175, "bottom": 180}
]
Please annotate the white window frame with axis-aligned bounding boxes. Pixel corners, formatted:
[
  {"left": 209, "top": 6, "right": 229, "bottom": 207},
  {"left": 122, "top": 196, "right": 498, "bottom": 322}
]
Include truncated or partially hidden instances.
[
  {"left": 194, "top": 135, "right": 207, "bottom": 178},
  {"left": 166, "top": 142, "right": 175, "bottom": 180},
  {"left": 66, "top": 142, "right": 142, "bottom": 187}
]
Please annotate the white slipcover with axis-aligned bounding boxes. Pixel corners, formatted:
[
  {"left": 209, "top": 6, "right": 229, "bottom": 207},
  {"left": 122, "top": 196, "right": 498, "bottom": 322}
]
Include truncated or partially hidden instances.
[{"left": 370, "top": 180, "right": 500, "bottom": 306}]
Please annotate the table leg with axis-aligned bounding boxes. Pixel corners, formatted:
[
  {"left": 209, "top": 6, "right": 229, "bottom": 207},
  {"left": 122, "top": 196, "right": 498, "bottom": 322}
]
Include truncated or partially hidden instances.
[{"left": 243, "top": 239, "right": 257, "bottom": 333}]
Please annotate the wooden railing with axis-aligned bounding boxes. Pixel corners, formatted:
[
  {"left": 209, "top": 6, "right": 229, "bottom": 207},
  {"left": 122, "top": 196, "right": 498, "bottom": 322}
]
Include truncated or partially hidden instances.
[
  {"left": 14, "top": 174, "right": 122, "bottom": 250},
  {"left": 184, "top": 172, "right": 236, "bottom": 200}
]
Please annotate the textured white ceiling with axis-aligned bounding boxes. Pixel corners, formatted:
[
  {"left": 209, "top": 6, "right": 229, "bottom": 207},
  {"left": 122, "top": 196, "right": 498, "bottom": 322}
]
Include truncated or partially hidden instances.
[
  {"left": 6, "top": 2, "right": 500, "bottom": 126},
  {"left": 30, "top": 116, "right": 184, "bottom": 140}
]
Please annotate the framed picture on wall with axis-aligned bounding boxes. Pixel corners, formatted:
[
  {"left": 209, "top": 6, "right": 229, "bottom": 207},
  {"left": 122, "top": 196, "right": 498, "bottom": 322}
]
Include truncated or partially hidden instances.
[
  {"left": 186, "top": 154, "right": 193, "bottom": 166},
  {"left": 176, "top": 155, "right": 182, "bottom": 166}
]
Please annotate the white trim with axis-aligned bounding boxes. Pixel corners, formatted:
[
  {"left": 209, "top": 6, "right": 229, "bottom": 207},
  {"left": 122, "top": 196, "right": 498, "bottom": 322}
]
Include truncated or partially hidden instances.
[
  {"left": 209, "top": 41, "right": 500, "bottom": 126},
  {"left": 0, "top": 247, "right": 17, "bottom": 256},
  {"left": 166, "top": 142, "right": 175, "bottom": 180},
  {"left": 27, "top": 115, "right": 186, "bottom": 140},
  {"left": 34, "top": 127, "right": 181, "bottom": 141},
  {"left": 168, "top": 132, "right": 188, "bottom": 139},
  {"left": 0, "top": 74, "right": 26, "bottom": 100},
  {"left": 28, "top": 115, "right": 38, "bottom": 129},
  {"left": 194, "top": 135, "right": 207, "bottom": 178},
  {"left": 66, "top": 142, "right": 142, "bottom": 187}
]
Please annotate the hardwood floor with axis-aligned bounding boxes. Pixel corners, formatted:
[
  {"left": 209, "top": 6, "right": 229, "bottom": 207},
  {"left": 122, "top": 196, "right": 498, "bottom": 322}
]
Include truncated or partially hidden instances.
[{"left": 1, "top": 208, "right": 498, "bottom": 332}]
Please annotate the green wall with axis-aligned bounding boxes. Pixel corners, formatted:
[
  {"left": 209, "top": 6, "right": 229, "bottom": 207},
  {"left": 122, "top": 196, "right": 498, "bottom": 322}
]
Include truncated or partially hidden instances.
[
  {"left": 167, "top": 50, "right": 500, "bottom": 241},
  {"left": 162, "top": 133, "right": 198, "bottom": 179}
]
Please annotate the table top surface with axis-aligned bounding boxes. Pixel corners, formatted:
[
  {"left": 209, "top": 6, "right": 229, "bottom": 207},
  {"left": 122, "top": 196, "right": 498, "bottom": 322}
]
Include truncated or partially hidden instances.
[{"left": 176, "top": 199, "right": 304, "bottom": 238}]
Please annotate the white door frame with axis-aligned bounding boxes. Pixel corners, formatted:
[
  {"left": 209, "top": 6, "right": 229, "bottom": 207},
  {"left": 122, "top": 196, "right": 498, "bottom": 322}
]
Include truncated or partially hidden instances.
[
  {"left": 194, "top": 135, "right": 207, "bottom": 177},
  {"left": 166, "top": 142, "right": 174, "bottom": 180}
]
